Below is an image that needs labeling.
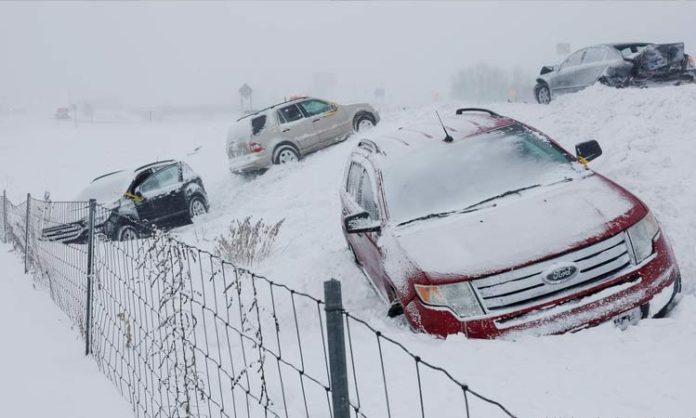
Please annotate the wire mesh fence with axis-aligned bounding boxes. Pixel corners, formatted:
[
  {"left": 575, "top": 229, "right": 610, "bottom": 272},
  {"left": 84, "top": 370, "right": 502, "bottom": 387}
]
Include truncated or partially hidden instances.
[{"left": 0, "top": 191, "right": 517, "bottom": 418}]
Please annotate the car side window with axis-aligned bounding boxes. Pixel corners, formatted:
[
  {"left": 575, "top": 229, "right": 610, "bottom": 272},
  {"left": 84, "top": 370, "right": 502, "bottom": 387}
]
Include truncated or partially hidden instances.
[
  {"left": 278, "top": 104, "right": 304, "bottom": 123},
  {"left": 357, "top": 168, "right": 379, "bottom": 220},
  {"left": 138, "top": 166, "right": 180, "bottom": 194},
  {"left": 251, "top": 115, "right": 267, "bottom": 136},
  {"left": 346, "top": 162, "right": 362, "bottom": 198},
  {"left": 606, "top": 47, "right": 622, "bottom": 61},
  {"left": 299, "top": 99, "right": 332, "bottom": 117},
  {"left": 562, "top": 50, "right": 585, "bottom": 68},
  {"left": 583, "top": 47, "right": 607, "bottom": 63}
]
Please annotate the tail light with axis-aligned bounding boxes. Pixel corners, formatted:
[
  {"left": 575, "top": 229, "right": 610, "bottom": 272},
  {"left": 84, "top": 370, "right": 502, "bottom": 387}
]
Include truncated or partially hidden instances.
[{"left": 249, "top": 142, "right": 264, "bottom": 153}]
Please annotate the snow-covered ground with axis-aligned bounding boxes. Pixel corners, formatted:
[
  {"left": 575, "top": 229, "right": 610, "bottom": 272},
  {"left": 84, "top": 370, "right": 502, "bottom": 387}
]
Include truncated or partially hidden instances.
[
  {"left": 0, "top": 243, "right": 132, "bottom": 417},
  {"left": 1, "top": 85, "right": 695, "bottom": 417}
]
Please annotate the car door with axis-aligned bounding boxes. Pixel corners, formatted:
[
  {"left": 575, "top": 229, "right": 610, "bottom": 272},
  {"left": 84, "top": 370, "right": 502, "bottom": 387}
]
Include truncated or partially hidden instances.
[
  {"left": 575, "top": 46, "right": 610, "bottom": 88},
  {"left": 342, "top": 161, "right": 388, "bottom": 296},
  {"left": 552, "top": 49, "right": 586, "bottom": 93},
  {"left": 276, "top": 103, "right": 317, "bottom": 153},
  {"left": 134, "top": 164, "right": 186, "bottom": 225},
  {"left": 298, "top": 99, "right": 347, "bottom": 146}
]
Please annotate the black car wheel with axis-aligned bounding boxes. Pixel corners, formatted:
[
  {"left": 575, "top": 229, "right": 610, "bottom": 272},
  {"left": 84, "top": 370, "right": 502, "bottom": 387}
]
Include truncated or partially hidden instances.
[
  {"left": 117, "top": 224, "right": 139, "bottom": 241},
  {"left": 354, "top": 113, "right": 376, "bottom": 132},
  {"left": 188, "top": 195, "right": 208, "bottom": 219},
  {"left": 273, "top": 144, "right": 300, "bottom": 165},
  {"left": 535, "top": 83, "right": 551, "bottom": 104}
]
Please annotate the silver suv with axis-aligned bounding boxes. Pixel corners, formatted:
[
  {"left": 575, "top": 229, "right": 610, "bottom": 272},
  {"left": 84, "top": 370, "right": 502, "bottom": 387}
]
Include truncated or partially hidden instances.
[{"left": 226, "top": 97, "right": 379, "bottom": 173}]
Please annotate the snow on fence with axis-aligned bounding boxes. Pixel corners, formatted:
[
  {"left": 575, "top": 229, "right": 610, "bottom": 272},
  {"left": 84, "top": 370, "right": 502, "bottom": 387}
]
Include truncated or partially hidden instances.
[{"left": 0, "top": 191, "right": 517, "bottom": 418}]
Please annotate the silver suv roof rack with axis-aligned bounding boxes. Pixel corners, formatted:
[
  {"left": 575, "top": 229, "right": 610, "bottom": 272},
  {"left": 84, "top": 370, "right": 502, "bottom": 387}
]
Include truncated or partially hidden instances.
[{"left": 236, "top": 98, "right": 304, "bottom": 122}]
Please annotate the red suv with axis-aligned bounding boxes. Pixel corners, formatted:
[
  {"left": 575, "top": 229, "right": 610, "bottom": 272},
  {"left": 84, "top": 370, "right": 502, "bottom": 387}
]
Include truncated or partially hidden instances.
[{"left": 340, "top": 108, "right": 681, "bottom": 338}]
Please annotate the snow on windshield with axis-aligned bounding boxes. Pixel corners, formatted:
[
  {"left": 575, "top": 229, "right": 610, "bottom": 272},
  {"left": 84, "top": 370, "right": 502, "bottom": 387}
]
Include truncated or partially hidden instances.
[
  {"left": 75, "top": 171, "right": 132, "bottom": 204},
  {"left": 382, "top": 125, "right": 579, "bottom": 225}
]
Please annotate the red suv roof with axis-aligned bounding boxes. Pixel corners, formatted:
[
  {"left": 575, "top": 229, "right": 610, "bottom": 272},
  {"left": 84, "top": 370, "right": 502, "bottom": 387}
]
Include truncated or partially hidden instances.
[{"left": 360, "top": 110, "right": 516, "bottom": 158}]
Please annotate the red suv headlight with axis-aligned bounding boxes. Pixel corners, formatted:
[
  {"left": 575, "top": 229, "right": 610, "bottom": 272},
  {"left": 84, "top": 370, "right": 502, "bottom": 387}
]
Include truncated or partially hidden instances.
[
  {"left": 627, "top": 211, "right": 660, "bottom": 264},
  {"left": 415, "top": 282, "right": 484, "bottom": 318}
]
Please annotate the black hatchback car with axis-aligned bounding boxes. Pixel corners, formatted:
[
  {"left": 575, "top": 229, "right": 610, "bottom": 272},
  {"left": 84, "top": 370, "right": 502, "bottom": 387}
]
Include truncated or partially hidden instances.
[{"left": 42, "top": 160, "right": 209, "bottom": 243}]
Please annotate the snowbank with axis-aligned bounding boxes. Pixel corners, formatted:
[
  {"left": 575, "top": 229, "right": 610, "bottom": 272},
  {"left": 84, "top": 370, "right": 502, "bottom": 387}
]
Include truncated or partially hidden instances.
[
  {"left": 1, "top": 84, "right": 695, "bottom": 416},
  {"left": 0, "top": 244, "right": 132, "bottom": 417}
]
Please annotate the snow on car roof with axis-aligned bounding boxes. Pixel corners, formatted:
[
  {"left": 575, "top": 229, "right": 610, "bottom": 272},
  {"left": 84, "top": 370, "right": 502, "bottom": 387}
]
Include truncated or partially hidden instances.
[
  {"left": 77, "top": 170, "right": 134, "bottom": 203},
  {"left": 89, "top": 160, "right": 175, "bottom": 183},
  {"left": 134, "top": 160, "right": 176, "bottom": 173},
  {"left": 78, "top": 160, "right": 178, "bottom": 203},
  {"left": 361, "top": 112, "right": 516, "bottom": 158}
]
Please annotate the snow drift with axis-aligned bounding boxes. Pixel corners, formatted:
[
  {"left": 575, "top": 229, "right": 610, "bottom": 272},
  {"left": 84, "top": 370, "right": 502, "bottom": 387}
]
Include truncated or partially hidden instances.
[{"left": 1, "top": 84, "right": 695, "bottom": 417}]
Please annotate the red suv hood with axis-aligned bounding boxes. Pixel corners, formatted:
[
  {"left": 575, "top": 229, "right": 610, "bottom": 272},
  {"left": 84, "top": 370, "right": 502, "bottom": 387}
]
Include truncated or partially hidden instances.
[{"left": 392, "top": 174, "right": 645, "bottom": 282}]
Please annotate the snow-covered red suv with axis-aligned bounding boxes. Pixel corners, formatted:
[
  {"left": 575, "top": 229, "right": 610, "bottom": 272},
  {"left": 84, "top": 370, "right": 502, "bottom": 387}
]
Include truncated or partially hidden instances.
[{"left": 340, "top": 108, "right": 681, "bottom": 338}]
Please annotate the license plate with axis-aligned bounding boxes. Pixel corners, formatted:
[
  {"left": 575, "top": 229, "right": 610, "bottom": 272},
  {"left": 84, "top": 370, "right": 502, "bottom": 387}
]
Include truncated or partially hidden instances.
[{"left": 613, "top": 307, "right": 642, "bottom": 330}]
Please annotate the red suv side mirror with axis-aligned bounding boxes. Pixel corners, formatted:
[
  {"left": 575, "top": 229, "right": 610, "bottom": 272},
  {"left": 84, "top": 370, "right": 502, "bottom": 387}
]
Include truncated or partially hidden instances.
[
  {"left": 344, "top": 211, "right": 381, "bottom": 234},
  {"left": 575, "top": 140, "right": 603, "bottom": 163}
]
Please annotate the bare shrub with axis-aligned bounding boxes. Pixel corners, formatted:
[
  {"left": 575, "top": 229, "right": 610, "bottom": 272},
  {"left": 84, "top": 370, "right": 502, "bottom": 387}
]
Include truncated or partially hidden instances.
[{"left": 213, "top": 217, "right": 284, "bottom": 268}]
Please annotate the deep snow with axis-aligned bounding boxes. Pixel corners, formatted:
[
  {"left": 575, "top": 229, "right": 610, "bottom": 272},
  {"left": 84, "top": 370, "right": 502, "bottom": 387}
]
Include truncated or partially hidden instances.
[
  {"left": 1, "top": 85, "right": 695, "bottom": 417},
  {"left": 0, "top": 244, "right": 132, "bottom": 417}
]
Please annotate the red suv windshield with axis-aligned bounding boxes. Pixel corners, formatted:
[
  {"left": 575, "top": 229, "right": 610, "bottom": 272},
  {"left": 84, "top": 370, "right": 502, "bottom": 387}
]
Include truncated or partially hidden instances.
[{"left": 382, "top": 124, "right": 579, "bottom": 226}]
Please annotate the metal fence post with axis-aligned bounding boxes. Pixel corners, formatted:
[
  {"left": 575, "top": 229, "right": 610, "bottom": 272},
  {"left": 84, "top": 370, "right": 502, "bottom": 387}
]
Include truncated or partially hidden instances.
[
  {"left": 324, "top": 279, "right": 350, "bottom": 418},
  {"left": 24, "top": 193, "right": 30, "bottom": 273},
  {"left": 85, "top": 199, "right": 96, "bottom": 356},
  {"left": 2, "top": 190, "right": 7, "bottom": 243}
]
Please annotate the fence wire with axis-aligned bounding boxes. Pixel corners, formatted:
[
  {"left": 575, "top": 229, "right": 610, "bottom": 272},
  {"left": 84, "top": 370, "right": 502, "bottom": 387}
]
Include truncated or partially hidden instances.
[{"left": 0, "top": 192, "right": 517, "bottom": 418}]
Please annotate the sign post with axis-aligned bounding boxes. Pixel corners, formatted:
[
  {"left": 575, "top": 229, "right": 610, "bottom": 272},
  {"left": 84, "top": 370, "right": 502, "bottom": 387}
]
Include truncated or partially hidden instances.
[{"left": 239, "top": 83, "right": 254, "bottom": 112}]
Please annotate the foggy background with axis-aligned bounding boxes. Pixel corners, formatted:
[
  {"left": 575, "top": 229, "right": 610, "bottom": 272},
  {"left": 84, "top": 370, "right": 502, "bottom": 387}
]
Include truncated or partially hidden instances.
[{"left": 2, "top": 1, "right": 696, "bottom": 113}]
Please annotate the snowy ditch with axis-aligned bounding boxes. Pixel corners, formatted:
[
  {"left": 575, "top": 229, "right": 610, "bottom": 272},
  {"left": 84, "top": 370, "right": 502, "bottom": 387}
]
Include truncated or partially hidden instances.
[
  {"left": 2, "top": 197, "right": 512, "bottom": 418},
  {"left": 1, "top": 85, "right": 695, "bottom": 416}
]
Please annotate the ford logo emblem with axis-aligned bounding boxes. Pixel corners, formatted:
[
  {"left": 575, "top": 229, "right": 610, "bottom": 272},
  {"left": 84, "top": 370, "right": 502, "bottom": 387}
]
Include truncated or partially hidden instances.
[{"left": 542, "top": 263, "right": 578, "bottom": 285}]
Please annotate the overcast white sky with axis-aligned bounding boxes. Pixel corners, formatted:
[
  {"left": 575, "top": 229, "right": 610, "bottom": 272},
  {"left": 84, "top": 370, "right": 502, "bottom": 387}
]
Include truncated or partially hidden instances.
[{"left": 1, "top": 1, "right": 695, "bottom": 108}]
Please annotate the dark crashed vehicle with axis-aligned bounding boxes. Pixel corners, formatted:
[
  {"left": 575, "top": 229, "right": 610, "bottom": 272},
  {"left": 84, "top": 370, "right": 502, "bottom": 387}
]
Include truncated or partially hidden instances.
[
  {"left": 41, "top": 160, "right": 209, "bottom": 243},
  {"left": 535, "top": 42, "right": 696, "bottom": 104}
]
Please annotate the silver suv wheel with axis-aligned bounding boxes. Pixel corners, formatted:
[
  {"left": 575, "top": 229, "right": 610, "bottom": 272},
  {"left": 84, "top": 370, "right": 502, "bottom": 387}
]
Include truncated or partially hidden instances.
[
  {"left": 274, "top": 145, "right": 299, "bottom": 164},
  {"left": 357, "top": 118, "right": 375, "bottom": 131},
  {"left": 355, "top": 114, "right": 376, "bottom": 132}
]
